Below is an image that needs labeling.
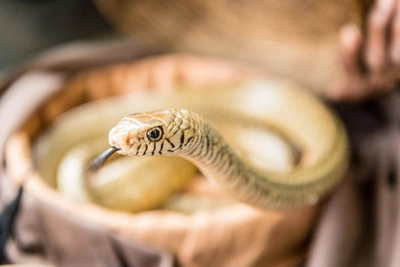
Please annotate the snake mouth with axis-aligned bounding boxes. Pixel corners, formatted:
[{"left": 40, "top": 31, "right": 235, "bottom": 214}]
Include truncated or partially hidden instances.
[{"left": 86, "top": 146, "right": 121, "bottom": 172}]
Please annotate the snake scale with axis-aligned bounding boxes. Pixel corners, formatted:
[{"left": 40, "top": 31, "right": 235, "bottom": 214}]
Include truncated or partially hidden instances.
[{"left": 35, "top": 80, "right": 349, "bottom": 211}]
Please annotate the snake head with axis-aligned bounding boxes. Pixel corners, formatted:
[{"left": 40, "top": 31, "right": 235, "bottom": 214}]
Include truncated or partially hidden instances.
[{"left": 109, "top": 109, "right": 197, "bottom": 156}]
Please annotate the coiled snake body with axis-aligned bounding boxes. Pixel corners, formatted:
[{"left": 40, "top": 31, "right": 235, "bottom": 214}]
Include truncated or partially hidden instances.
[
  {"left": 36, "top": 80, "right": 348, "bottom": 211},
  {"left": 98, "top": 80, "right": 348, "bottom": 210}
]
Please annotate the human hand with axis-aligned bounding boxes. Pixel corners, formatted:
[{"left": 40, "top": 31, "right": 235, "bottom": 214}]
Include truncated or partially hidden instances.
[{"left": 329, "top": 0, "right": 400, "bottom": 101}]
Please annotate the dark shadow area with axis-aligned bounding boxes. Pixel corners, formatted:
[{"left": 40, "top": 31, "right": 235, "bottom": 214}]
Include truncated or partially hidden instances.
[{"left": 0, "top": 0, "right": 114, "bottom": 69}]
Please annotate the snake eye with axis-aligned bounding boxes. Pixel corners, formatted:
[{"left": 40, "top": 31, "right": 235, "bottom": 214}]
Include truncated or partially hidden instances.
[{"left": 147, "top": 126, "right": 163, "bottom": 142}]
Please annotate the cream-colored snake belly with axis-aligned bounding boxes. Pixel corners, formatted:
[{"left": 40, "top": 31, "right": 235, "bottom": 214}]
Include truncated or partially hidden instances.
[{"left": 91, "top": 80, "right": 348, "bottom": 210}]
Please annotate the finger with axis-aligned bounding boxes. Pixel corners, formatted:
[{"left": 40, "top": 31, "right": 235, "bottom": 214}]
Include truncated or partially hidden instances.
[
  {"left": 390, "top": 0, "right": 400, "bottom": 64},
  {"left": 365, "top": 0, "right": 396, "bottom": 72},
  {"left": 328, "top": 24, "right": 365, "bottom": 101},
  {"left": 339, "top": 24, "right": 364, "bottom": 78}
]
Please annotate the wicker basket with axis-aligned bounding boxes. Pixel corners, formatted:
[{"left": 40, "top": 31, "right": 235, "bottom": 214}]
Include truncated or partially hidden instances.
[{"left": 1, "top": 52, "right": 319, "bottom": 267}]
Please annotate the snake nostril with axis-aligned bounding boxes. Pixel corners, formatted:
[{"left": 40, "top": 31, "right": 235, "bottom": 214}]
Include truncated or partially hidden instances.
[{"left": 125, "top": 138, "right": 134, "bottom": 145}]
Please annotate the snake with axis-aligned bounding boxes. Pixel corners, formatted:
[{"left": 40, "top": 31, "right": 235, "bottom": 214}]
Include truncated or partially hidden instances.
[
  {"left": 35, "top": 80, "right": 302, "bottom": 212},
  {"left": 84, "top": 80, "right": 349, "bottom": 210}
]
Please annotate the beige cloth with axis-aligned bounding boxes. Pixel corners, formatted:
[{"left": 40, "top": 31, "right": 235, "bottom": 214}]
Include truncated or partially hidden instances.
[{"left": 0, "top": 41, "right": 320, "bottom": 267}]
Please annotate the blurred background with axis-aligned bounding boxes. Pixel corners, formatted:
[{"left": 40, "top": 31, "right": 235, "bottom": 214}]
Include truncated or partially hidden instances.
[
  {"left": 0, "top": 0, "right": 114, "bottom": 70},
  {"left": 0, "top": 0, "right": 368, "bottom": 95}
]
